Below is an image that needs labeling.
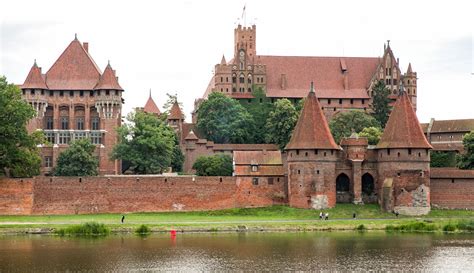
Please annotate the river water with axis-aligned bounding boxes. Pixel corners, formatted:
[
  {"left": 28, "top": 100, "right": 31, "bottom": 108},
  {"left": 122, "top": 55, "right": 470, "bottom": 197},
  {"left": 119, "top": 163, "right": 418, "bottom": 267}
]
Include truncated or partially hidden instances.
[{"left": 0, "top": 232, "right": 473, "bottom": 272}]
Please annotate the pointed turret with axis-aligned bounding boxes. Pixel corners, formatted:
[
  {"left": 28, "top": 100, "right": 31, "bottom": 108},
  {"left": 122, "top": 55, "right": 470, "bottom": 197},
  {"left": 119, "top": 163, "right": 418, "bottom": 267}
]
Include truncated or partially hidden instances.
[
  {"left": 220, "top": 55, "right": 226, "bottom": 65},
  {"left": 407, "top": 62, "right": 413, "bottom": 74},
  {"left": 143, "top": 90, "right": 161, "bottom": 115},
  {"left": 185, "top": 130, "right": 199, "bottom": 141},
  {"left": 286, "top": 82, "right": 339, "bottom": 150},
  {"left": 376, "top": 91, "right": 432, "bottom": 149},
  {"left": 168, "top": 101, "right": 184, "bottom": 121},
  {"left": 22, "top": 60, "right": 48, "bottom": 89},
  {"left": 95, "top": 63, "right": 123, "bottom": 90}
]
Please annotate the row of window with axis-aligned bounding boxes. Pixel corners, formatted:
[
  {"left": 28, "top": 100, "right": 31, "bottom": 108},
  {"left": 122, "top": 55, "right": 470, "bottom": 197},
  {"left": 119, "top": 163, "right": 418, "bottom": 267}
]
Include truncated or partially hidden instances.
[
  {"left": 290, "top": 150, "right": 334, "bottom": 157},
  {"left": 380, "top": 149, "right": 429, "bottom": 158},
  {"left": 23, "top": 89, "right": 121, "bottom": 97},
  {"left": 44, "top": 131, "right": 102, "bottom": 145},
  {"left": 44, "top": 117, "right": 100, "bottom": 130},
  {"left": 251, "top": 177, "right": 281, "bottom": 186},
  {"left": 327, "top": 98, "right": 365, "bottom": 105}
]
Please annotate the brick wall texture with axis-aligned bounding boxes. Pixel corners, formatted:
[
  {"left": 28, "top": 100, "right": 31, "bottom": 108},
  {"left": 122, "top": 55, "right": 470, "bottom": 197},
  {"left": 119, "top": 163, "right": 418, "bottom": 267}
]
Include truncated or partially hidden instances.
[
  {"left": 430, "top": 178, "right": 474, "bottom": 209},
  {"left": 0, "top": 176, "right": 287, "bottom": 215}
]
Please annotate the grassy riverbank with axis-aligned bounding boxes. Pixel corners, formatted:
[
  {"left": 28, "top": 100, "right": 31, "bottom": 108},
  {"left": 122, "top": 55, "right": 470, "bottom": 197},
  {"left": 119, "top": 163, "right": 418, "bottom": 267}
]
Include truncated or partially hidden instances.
[{"left": 0, "top": 205, "right": 473, "bottom": 234}]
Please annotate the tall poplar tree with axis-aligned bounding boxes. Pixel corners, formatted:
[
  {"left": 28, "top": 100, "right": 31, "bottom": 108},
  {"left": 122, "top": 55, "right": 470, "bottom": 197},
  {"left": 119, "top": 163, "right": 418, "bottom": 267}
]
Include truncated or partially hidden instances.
[{"left": 371, "top": 80, "right": 391, "bottom": 128}]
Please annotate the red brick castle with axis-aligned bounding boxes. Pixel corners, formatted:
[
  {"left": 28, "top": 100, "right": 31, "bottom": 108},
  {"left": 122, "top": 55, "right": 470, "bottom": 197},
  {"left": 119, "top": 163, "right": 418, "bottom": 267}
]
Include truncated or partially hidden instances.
[
  {"left": 20, "top": 35, "right": 123, "bottom": 175},
  {"left": 197, "top": 24, "right": 418, "bottom": 121}
]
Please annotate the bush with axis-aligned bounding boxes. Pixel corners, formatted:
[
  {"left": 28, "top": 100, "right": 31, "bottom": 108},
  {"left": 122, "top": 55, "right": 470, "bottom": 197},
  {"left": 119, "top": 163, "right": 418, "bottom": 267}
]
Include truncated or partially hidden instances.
[
  {"left": 56, "top": 222, "right": 109, "bottom": 236},
  {"left": 385, "top": 222, "right": 438, "bottom": 232},
  {"left": 356, "top": 224, "right": 367, "bottom": 231},
  {"left": 135, "top": 224, "right": 151, "bottom": 235},
  {"left": 456, "top": 220, "right": 474, "bottom": 231},
  {"left": 443, "top": 223, "right": 457, "bottom": 232}
]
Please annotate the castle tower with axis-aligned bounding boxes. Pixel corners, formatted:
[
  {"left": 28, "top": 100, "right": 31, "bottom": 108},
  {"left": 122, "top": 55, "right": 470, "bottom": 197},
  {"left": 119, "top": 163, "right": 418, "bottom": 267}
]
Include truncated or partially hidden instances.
[
  {"left": 234, "top": 24, "right": 256, "bottom": 61},
  {"left": 143, "top": 90, "right": 161, "bottom": 116},
  {"left": 403, "top": 63, "right": 417, "bottom": 111},
  {"left": 167, "top": 101, "right": 184, "bottom": 137},
  {"left": 22, "top": 60, "right": 49, "bottom": 133},
  {"left": 285, "top": 82, "right": 340, "bottom": 209},
  {"left": 376, "top": 87, "right": 432, "bottom": 215}
]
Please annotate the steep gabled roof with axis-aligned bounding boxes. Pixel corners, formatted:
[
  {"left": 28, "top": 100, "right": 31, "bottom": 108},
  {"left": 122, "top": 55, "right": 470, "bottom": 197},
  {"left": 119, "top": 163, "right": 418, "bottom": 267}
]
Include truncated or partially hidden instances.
[
  {"left": 95, "top": 63, "right": 123, "bottom": 90},
  {"left": 257, "top": 55, "right": 380, "bottom": 98},
  {"left": 285, "top": 82, "right": 339, "bottom": 150},
  {"left": 407, "top": 62, "right": 413, "bottom": 73},
  {"left": 376, "top": 91, "right": 432, "bottom": 149},
  {"left": 168, "top": 101, "right": 184, "bottom": 120},
  {"left": 22, "top": 61, "right": 48, "bottom": 89},
  {"left": 184, "top": 130, "right": 199, "bottom": 141},
  {"left": 143, "top": 92, "right": 161, "bottom": 115},
  {"left": 45, "top": 38, "right": 102, "bottom": 90}
]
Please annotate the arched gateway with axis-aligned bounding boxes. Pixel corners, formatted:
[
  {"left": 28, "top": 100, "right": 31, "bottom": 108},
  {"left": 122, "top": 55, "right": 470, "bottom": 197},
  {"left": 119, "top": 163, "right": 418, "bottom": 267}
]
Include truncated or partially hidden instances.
[{"left": 336, "top": 173, "right": 351, "bottom": 203}]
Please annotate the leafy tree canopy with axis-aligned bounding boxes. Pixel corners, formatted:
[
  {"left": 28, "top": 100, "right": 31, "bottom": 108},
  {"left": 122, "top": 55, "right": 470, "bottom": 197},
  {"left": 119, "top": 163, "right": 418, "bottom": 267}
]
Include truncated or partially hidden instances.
[
  {"left": 111, "top": 111, "right": 177, "bottom": 174},
  {"left": 0, "top": 76, "right": 43, "bottom": 177},
  {"left": 197, "top": 92, "right": 255, "bottom": 144},
  {"left": 329, "top": 111, "right": 380, "bottom": 144},
  {"left": 192, "top": 154, "right": 233, "bottom": 176},
  {"left": 265, "top": 98, "right": 299, "bottom": 150},
  {"left": 54, "top": 139, "right": 98, "bottom": 176},
  {"left": 371, "top": 80, "right": 392, "bottom": 128},
  {"left": 240, "top": 87, "right": 275, "bottom": 144},
  {"left": 358, "top": 127, "right": 383, "bottom": 145},
  {"left": 456, "top": 131, "right": 474, "bottom": 169},
  {"left": 431, "top": 151, "right": 456, "bottom": 168}
]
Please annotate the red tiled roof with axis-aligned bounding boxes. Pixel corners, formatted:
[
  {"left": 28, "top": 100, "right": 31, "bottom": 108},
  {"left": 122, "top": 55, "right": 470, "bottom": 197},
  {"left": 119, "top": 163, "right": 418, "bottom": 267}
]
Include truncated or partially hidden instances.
[
  {"left": 258, "top": 55, "right": 379, "bottom": 98},
  {"left": 213, "top": 144, "right": 279, "bottom": 151},
  {"left": 184, "top": 130, "right": 199, "bottom": 141},
  {"left": 95, "top": 63, "right": 123, "bottom": 90},
  {"left": 168, "top": 102, "right": 184, "bottom": 120},
  {"left": 286, "top": 84, "right": 339, "bottom": 150},
  {"left": 430, "top": 142, "right": 464, "bottom": 152},
  {"left": 431, "top": 168, "right": 474, "bottom": 179},
  {"left": 376, "top": 92, "right": 432, "bottom": 149},
  {"left": 431, "top": 119, "right": 474, "bottom": 133},
  {"left": 22, "top": 62, "right": 48, "bottom": 89},
  {"left": 45, "top": 38, "right": 102, "bottom": 90},
  {"left": 340, "top": 137, "right": 368, "bottom": 146},
  {"left": 234, "top": 150, "right": 282, "bottom": 165},
  {"left": 143, "top": 95, "right": 161, "bottom": 115}
]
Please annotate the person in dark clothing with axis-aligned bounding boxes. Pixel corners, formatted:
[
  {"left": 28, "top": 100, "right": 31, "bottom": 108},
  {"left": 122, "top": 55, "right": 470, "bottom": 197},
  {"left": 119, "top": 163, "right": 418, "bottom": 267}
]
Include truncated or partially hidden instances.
[
  {"left": 353, "top": 213, "right": 356, "bottom": 219},
  {"left": 121, "top": 215, "right": 125, "bottom": 223}
]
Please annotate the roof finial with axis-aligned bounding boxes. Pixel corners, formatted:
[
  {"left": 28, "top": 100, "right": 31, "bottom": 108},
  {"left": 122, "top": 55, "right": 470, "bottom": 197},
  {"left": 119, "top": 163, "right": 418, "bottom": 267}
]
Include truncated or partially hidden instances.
[
  {"left": 310, "top": 81, "right": 315, "bottom": 94},
  {"left": 34, "top": 59, "right": 37, "bottom": 66},
  {"left": 387, "top": 40, "right": 390, "bottom": 47},
  {"left": 75, "top": 33, "right": 78, "bottom": 40},
  {"left": 108, "top": 60, "right": 110, "bottom": 66},
  {"left": 149, "top": 88, "right": 152, "bottom": 98}
]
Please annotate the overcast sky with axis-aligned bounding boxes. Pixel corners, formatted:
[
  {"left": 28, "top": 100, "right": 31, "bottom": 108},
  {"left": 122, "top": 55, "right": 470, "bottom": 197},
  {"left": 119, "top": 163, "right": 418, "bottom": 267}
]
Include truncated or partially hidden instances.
[{"left": 1, "top": 0, "right": 472, "bottom": 123}]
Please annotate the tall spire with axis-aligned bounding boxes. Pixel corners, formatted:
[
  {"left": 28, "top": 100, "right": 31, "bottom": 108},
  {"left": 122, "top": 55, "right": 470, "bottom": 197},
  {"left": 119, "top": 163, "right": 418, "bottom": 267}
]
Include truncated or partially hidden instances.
[
  {"left": 376, "top": 91, "right": 432, "bottom": 149},
  {"left": 22, "top": 60, "right": 48, "bottom": 89},
  {"left": 220, "top": 55, "right": 226, "bottom": 65},
  {"left": 407, "top": 63, "right": 413, "bottom": 73},
  {"left": 143, "top": 90, "right": 161, "bottom": 115},
  {"left": 285, "top": 82, "right": 339, "bottom": 150}
]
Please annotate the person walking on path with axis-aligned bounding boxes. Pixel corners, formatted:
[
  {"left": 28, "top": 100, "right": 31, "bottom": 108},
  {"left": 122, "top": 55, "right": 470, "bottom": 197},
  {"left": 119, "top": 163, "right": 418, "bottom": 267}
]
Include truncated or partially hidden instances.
[
  {"left": 325, "top": 212, "right": 329, "bottom": 220},
  {"left": 121, "top": 215, "right": 125, "bottom": 223},
  {"left": 353, "top": 212, "right": 357, "bottom": 219},
  {"left": 319, "top": 211, "right": 323, "bottom": 220}
]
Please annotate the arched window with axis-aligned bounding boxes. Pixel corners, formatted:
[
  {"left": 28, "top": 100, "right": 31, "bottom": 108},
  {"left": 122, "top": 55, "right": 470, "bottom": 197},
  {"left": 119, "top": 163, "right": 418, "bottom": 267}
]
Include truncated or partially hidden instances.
[
  {"left": 239, "top": 74, "right": 245, "bottom": 84},
  {"left": 232, "top": 74, "right": 236, "bottom": 84},
  {"left": 248, "top": 74, "right": 252, "bottom": 84}
]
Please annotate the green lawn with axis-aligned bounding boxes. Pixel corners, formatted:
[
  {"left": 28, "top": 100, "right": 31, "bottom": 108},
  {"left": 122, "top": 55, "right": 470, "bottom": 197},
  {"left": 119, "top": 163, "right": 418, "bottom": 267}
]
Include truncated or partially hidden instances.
[{"left": 0, "top": 205, "right": 472, "bottom": 227}]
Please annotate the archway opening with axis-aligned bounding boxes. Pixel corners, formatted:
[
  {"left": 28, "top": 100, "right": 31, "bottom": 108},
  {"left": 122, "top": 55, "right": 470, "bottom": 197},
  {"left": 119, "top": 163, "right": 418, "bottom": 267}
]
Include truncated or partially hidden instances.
[
  {"left": 336, "top": 173, "right": 351, "bottom": 203},
  {"left": 362, "top": 173, "right": 376, "bottom": 203}
]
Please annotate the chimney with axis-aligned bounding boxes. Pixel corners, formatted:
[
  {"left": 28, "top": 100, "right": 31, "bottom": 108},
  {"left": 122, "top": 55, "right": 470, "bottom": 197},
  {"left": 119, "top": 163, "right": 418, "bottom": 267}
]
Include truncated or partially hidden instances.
[
  {"left": 83, "top": 42, "right": 89, "bottom": 53},
  {"left": 280, "top": 74, "right": 287, "bottom": 90}
]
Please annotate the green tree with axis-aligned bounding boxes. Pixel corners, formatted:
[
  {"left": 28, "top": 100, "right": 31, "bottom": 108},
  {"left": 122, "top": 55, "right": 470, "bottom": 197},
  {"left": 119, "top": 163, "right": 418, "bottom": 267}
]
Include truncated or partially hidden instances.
[
  {"left": 54, "top": 139, "right": 98, "bottom": 176},
  {"left": 192, "top": 154, "right": 233, "bottom": 176},
  {"left": 456, "top": 131, "right": 474, "bottom": 169},
  {"left": 329, "top": 111, "right": 380, "bottom": 144},
  {"left": 0, "top": 76, "right": 43, "bottom": 177},
  {"left": 265, "top": 99, "right": 299, "bottom": 150},
  {"left": 358, "top": 127, "right": 383, "bottom": 145},
  {"left": 371, "top": 80, "right": 391, "bottom": 128},
  {"left": 171, "top": 138, "right": 185, "bottom": 172},
  {"left": 111, "top": 111, "right": 177, "bottom": 174},
  {"left": 197, "top": 92, "right": 255, "bottom": 144},
  {"left": 431, "top": 151, "right": 456, "bottom": 168},
  {"left": 241, "top": 87, "right": 275, "bottom": 143}
]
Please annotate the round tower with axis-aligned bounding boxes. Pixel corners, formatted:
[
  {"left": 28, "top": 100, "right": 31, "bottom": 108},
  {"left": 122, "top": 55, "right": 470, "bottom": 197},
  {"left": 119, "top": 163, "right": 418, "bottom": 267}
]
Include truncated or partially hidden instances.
[{"left": 285, "top": 82, "right": 340, "bottom": 209}]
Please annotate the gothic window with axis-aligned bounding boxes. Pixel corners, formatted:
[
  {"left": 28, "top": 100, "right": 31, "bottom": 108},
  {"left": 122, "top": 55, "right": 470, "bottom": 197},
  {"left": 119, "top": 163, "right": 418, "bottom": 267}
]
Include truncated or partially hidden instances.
[
  {"left": 239, "top": 74, "right": 245, "bottom": 83},
  {"left": 90, "top": 91, "right": 94, "bottom": 97},
  {"left": 58, "top": 132, "right": 70, "bottom": 144},
  {"left": 91, "top": 117, "right": 100, "bottom": 130},
  {"left": 76, "top": 117, "right": 84, "bottom": 130},
  {"left": 49, "top": 90, "right": 54, "bottom": 96},
  {"left": 221, "top": 77, "right": 223, "bottom": 82},
  {"left": 74, "top": 131, "right": 86, "bottom": 140},
  {"left": 339, "top": 99, "right": 343, "bottom": 104},
  {"left": 45, "top": 131, "right": 55, "bottom": 144},
  {"left": 106, "top": 90, "right": 110, "bottom": 96},
  {"left": 31, "top": 89, "right": 35, "bottom": 95},
  {"left": 80, "top": 91, "right": 84, "bottom": 97},
  {"left": 60, "top": 91, "right": 64, "bottom": 96},
  {"left": 226, "top": 77, "right": 229, "bottom": 83},
  {"left": 232, "top": 87, "right": 236, "bottom": 92},
  {"left": 393, "top": 79, "right": 397, "bottom": 85},
  {"left": 240, "top": 62, "right": 244, "bottom": 70},
  {"left": 232, "top": 74, "right": 237, "bottom": 84},
  {"left": 61, "top": 117, "right": 69, "bottom": 130},
  {"left": 252, "top": 178, "right": 259, "bottom": 185},
  {"left": 328, "top": 99, "right": 331, "bottom": 104},
  {"left": 45, "top": 117, "right": 53, "bottom": 130},
  {"left": 69, "top": 90, "right": 74, "bottom": 96},
  {"left": 248, "top": 88, "right": 252, "bottom": 92},
  {"left": 248, "top": 77, "right": 252, "bottom": 84}
]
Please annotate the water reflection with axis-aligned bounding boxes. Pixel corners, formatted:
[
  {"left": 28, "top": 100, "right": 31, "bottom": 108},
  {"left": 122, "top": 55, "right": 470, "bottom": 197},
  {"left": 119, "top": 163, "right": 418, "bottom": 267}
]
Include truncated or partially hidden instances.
[{"left": 0, "top": 232, "right": 473, "bottom": 272}]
